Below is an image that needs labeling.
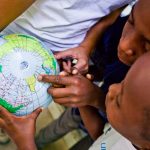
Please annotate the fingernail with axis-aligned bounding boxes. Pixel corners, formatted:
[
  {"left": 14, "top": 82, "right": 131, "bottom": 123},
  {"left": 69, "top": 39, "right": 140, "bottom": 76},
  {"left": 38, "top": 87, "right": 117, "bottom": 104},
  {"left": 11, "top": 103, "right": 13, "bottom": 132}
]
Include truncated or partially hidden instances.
[
  {"left": 37, "top": 75, "right": 43, "bottom": 81},
  {"left": 72, "top": 59, "right": 78, "bottom": 64},
  {"left": 86, "top": 74, "right": 91, "bottom": 78},
  {"left": 72, "top": 69, "right": 78, "bottom": 75},
  {"left": 59, "top": 71, "right": 68, "bottom": 76}
]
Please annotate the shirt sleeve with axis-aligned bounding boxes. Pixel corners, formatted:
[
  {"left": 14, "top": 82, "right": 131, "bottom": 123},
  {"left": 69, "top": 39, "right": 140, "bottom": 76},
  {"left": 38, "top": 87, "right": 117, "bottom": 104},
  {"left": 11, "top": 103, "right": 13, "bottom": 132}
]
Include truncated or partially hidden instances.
[{"left": 96, "top": 0, "right": 135, "bottom": 17}]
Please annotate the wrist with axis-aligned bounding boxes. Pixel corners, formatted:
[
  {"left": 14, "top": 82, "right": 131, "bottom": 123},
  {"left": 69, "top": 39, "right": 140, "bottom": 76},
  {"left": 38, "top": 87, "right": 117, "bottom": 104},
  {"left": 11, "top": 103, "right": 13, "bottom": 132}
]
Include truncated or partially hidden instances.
[
  {"left": 13, "top": 134, "right": 36, "bottom": 150},
  {"left": 16, "top": 139, "right": 37, "bottom": 150},
  {"left": 91, "top": 86, "right": 106, "bottom": 111},
  {"left": 79, "top": 43, "right": 94, "bottom": 56}
]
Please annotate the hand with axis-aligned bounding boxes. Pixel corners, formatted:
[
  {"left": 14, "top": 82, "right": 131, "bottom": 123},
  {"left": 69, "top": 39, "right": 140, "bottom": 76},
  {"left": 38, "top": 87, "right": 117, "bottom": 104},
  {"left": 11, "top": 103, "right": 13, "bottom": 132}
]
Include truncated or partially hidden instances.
[
  {"left": 38, "top": 74, "right": 102, "bottom": 108},
  {"left": 0, "top": 106, "right": 41, "bottom": 149},
  {"left": 54, "top": 46, "right": 90, "bottom": 74}
]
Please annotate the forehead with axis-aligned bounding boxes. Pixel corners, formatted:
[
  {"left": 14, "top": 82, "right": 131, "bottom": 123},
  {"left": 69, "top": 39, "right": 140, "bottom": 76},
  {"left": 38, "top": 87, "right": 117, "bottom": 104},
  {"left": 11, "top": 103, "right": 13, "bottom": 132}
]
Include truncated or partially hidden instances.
[
  {"left": 134, "top": 0, "right": 150, "bottom": 39},
  {"left": 123, "top": 53, "right": 150, "bottom": 108}
]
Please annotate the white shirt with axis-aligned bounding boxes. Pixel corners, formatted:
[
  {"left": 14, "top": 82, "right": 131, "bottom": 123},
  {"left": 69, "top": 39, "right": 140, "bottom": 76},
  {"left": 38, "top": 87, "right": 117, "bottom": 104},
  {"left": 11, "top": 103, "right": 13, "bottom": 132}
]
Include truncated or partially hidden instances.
[
  {"left": 2, "top": 0, "right": 132, "bottom": 52},
  {"left": 89, "top": 124, "right": 136, "bottom": 150}
]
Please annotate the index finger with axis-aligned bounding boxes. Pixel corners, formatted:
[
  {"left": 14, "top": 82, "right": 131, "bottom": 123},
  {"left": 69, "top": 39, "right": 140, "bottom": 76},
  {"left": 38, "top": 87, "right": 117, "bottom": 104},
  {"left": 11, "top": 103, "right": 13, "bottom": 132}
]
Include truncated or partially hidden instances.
[
  {"left": 38, "top": 75, "right": 74, "bottom": 86},
  {"left": 28, "top": 108, "right": 42, "bottom": 120}
]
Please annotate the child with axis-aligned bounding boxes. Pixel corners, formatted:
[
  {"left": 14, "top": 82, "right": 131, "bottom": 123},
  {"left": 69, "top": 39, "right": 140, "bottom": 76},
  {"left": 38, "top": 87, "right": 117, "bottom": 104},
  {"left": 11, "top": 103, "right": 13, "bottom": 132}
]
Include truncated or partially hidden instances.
[
  {"left": 117, "top": 0, "right": 149, "bottom": 66},
  {"left": 1, "top": 0, "right": 150, "bottom": 149},
  {"left": 1, "top": 0, "right": 133, "bottom": 74},
  {"left": 36, "top": 0, "right": 150, "bottom": 147},
  {"left": 105, "top": 51, "right": 150, "bottom": 149},
  {"left": 38, "top": 0, "right": 150, "bottom": 116},
  {"left": 1, "top": 48, "right": 150, "bottom": 150},
  {"left": 0, "top": 0, "right": 133, "bottom": 147}
]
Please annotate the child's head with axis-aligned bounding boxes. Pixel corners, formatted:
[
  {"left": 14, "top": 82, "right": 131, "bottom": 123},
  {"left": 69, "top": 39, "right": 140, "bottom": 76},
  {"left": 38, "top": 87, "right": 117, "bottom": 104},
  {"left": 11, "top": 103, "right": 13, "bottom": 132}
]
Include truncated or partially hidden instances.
[
  {"left": 106, "top": 52, "right": 150, "bottom": 149},
  {"left": 118, "top": 0, "right": 150, "bottom": 66}
]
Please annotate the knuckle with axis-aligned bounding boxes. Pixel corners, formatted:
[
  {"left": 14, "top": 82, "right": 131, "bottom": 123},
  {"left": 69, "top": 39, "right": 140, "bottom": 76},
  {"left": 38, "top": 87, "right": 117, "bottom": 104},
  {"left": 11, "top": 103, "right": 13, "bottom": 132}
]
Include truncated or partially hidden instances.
[
  {"left": 0, "top": 122, "right": 5, "bottom": 128},
  {"left": 72, "top": 98, "right": 79, "bottom": 103},
  {"left": 54, "top": 76, "right": 62, "bottom": 84},
  {"left": 73, "top": 88, "right": 81, "bottom": 96},
  {"left": 73, "top": 77, "right": 80, "bottom": 85},
  {"left": 43, "top": 75, "right": 49, "bottom": 81},
  {"left": 82, "top": 59, "right": 87, "bottom": 65},
  {"left": 0, "top": 106, "right": 3, "bottom": 113},
  {"left": 6, "top": 118, "right": 14, "bottom": 125},
  {"left": 71, "top": 95, "right": 81, "bottom": 103}
]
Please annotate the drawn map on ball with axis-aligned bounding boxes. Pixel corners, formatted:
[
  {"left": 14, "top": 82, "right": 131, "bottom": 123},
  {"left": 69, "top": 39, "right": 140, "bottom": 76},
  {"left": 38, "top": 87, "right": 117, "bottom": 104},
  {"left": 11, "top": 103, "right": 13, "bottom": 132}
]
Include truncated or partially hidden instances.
[{"left": 0, "top": 34, "right": 59, "bottom": 116}]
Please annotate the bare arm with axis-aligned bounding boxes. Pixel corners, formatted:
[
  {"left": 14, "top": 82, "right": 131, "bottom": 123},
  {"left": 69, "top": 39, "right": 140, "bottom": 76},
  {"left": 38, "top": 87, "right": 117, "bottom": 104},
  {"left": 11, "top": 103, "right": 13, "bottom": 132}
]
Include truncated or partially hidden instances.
[
  {"left": 79, "top": 106, "right": 105, "bottom": 140},
  {"left": 16, "top": 140, "right": 37, "bottom": 150},
  {"left": 55, "top": 7, "right": 124, "bottom": 74},
  {"left": 0, "top": 0, "right": 36, "bottom": 31},
  {"left": 80, "top": 7, "right": 125, "bottom": 56},
  {"left": 0, "top": 106, "right": 41, "bottom": 150}
]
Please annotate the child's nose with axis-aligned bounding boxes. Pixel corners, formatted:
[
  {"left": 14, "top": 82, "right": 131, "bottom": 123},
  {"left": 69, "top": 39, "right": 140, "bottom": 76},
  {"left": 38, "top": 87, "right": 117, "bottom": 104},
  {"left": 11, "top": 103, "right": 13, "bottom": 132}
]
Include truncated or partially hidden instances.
[
  {"left": 107, "top": 84, "right": 117, "bottom": 100},
  {"left": 108, "top": 83, "right": 121, "bottom": 100}
]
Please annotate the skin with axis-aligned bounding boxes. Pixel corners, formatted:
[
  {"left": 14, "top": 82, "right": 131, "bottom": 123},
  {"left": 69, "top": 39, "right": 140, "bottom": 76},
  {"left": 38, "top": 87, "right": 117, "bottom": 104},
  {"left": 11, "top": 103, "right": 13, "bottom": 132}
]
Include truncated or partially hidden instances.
[
  {"left": 0, "top": 0, "right": 36, "bottom": 31},
  {"left": 2, "top": 1, "right": 150, "bottom": 149},
  {"left": 79, "top": 106, "right": 105, "bottom": 140},
  {"left": 38, "top": 74, "right": 105, "bottom": 110},
  {"left": 3, "top": 51, "right": 150, "bottom": 150},
  {"left": 81, "top": 0, "right": 150, "bottom": 145},
  {"left": 55, "top": 8, "right": 124, "bottom": 74},
  {"left": 118, "top": 0, "right": 150, "bottom": 66},
  {"left": 106, "top": 52, "right": 150, "bottom": 149},
  {"left": 0, "top": 107, "right": 41, "bottom": 150},
  {"left": 38, "top": 8, "right": 124, "bottom": 110},
  {"left": 0, "top": 1, "right": 123, "bottom": 148},
  {"left": 38, "top": 9, "right": 121, "bottom": 109},
  {"left": 61, "top": 0, "right": 150, "bottom": 142},
  {"left": 3, "top": 51, "right": 150, "bottom": 149}
]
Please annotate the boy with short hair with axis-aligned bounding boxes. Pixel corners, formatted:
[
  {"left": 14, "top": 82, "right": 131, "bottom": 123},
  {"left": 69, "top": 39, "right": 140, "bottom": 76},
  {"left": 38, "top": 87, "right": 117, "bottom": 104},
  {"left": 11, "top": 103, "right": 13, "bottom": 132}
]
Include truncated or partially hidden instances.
[
  {"left": 2, "top": 49, "right": 150, "bottom": 150},
  {"left": 0, "top": 0, "right": 133, "bottom": 147}
]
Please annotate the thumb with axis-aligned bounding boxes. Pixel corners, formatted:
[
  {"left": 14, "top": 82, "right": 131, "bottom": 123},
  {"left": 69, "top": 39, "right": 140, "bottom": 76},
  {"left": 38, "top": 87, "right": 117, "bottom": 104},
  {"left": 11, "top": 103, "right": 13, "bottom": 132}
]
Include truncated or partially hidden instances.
[
  {"left": 29, "top": 108, "right": 42, "bottom": 120},
  {"left": 72, "top": 59, "right": 88, "bottom": 74},
  {"left": 86, "top": 74, "right": 94, "bottom": 81}
]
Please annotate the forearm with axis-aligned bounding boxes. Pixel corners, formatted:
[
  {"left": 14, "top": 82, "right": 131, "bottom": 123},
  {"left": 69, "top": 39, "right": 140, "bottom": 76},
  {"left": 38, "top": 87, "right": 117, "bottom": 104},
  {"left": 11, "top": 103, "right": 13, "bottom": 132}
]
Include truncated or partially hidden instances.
[
  {"left": 91, "top": 85, "right": 106, "bottom": 111},
  {"left": 79, "top": 7, "right": 124, "bottom": 56},
  {"left": 0, "top": 0, "right": 36, "bottom": 31},
  {"left": 17, "top": 143, "right": 37, "bottom": 150},
  {"left": 79, "top": 106, "right": 105, "bottom": 140}
]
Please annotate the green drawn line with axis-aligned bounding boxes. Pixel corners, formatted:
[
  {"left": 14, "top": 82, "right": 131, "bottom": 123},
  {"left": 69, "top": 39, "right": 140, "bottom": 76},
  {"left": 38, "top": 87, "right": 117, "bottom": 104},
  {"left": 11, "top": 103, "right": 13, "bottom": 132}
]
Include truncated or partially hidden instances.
[
  {"left": 0, "top": 65, "right": 2, "bottom": 73},
  {"left": 0, "top": 98, "right": 24, "bottom": 113},
  {"left": 18, "top": 34, "right": 36, "bottom": 40}
]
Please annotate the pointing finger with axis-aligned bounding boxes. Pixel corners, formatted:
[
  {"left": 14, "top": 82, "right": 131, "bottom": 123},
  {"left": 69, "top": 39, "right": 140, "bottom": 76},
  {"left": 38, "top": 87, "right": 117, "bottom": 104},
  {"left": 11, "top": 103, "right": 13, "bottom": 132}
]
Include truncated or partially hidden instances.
[
  {"left": 47, "top": 87, "right": 72, "bottom": 98},
  {"left": 38, "top": 75, "right": 74, "bottom": 86},
  {"left": 29, "top": 108, "right": 42, "bottom": 120}
]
